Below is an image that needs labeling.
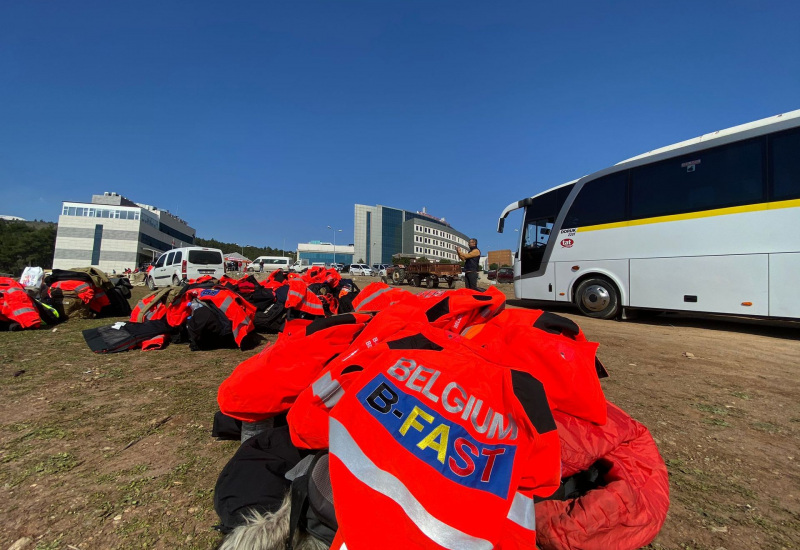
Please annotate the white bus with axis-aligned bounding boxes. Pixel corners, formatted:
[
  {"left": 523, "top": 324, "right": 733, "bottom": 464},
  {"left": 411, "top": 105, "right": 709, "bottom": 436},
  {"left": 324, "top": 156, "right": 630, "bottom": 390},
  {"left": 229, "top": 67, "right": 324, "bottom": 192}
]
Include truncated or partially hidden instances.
[{"left": 497, "top": 109, "right": 800, "bottom": 320}]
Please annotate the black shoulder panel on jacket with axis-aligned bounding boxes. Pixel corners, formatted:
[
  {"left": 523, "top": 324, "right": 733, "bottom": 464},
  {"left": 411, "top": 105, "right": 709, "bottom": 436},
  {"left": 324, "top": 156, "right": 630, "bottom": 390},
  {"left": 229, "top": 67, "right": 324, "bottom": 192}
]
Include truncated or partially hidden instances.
[
  {"left": 533, "top": 311, "right": 580, "bottom": 339},
  {"left": 425, "top": 297, "right": 450, "bottom": 322},
  {"left": 305, "top": 314, "right": 359, "bottom": 336},
  {"left": 510, "top": 369, "right": 557, "bottom": 434},
  {"left": 387, "top": 333, "right": 444, "bottom": 351}
]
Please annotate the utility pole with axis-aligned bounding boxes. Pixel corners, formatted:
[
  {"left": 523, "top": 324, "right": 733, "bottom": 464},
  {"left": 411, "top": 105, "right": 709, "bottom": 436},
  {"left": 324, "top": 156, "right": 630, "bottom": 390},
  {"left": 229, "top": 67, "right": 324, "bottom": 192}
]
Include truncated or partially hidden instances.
[{"left": 327, "top": 226, "right": 342, "bottom": 265}]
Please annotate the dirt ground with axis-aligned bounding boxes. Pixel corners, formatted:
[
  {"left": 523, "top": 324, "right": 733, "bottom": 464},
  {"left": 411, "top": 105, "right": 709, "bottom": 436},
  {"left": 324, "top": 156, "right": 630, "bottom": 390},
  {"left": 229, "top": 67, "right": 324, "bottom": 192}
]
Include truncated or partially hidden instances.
[{"left": 1, "top": 276, "right": 798, "bottom": 550}]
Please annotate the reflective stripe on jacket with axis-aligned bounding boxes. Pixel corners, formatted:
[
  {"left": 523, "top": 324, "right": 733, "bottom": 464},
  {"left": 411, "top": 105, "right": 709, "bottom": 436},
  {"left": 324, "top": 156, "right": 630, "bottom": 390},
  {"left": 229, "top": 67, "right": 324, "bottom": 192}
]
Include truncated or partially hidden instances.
[
  {"left": 285, "top": 279, "right": 326, "bottom": 317},
  {"left": 192, "top": 288, "right": 256, "bottom": 346},
  {"left": 218, "top": 313, "right": 372, "bottom": 423},
  {"left": 49, "top": 280, "right": 110, "bottom": 312},
  {"left": 327, "top": 322, "right": 561, "bottom": 550},
  {"left": 0, "top": 278, "right": 41, "bottom": 329}
]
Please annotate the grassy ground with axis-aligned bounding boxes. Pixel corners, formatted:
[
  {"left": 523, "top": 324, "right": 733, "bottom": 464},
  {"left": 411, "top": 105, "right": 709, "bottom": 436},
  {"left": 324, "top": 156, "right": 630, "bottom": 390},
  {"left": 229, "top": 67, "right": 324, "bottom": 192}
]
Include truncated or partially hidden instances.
[{"left": 1, "top": 280, "right": 799, "bottom": 549}]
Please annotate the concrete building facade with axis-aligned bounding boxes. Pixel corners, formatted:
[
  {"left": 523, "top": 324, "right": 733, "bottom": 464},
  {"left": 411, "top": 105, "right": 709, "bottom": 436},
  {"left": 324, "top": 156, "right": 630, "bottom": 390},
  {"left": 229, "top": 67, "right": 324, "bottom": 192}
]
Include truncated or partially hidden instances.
[
  {"left": 354, "top": 204, "right": 470, "bottom": 265},
  {"left": 53, "top": 192, "right": 195, "bottom": 273}
]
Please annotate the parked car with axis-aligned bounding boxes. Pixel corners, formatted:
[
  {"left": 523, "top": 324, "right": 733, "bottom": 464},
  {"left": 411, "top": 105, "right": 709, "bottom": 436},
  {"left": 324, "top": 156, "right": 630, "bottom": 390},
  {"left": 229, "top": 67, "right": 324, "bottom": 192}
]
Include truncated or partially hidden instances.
[
  {"left": 330, "top": 263, "right": 344, "bottom": 272},
  {"left": 372, "top": 264, "right": 391, "bottom": 276},
  {"left": 147, "top": 246, "right": 224, "bottom": 290},
  {"left": 487, "top": 267, "right": 513, "bottom": 283},
  {"left": 496, "top": 267, "right": 514, "bottom": 283},
  {"left": 348, "top": 264, "right": 374, "bottom": 276}
]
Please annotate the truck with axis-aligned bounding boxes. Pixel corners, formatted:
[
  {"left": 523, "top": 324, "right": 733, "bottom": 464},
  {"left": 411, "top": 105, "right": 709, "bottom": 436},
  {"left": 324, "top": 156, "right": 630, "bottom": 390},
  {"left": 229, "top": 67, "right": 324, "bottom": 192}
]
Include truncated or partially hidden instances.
[{"left": 384, "top": 261, "right": 462, "bottom": 288}]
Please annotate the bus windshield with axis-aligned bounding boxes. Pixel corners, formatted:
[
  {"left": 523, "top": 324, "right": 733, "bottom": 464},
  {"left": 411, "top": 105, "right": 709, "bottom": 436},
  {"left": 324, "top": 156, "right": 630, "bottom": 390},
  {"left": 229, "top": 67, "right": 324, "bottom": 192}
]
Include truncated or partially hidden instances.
[{"left": 519, "top": 184, "right": 573, "bottom": 275}]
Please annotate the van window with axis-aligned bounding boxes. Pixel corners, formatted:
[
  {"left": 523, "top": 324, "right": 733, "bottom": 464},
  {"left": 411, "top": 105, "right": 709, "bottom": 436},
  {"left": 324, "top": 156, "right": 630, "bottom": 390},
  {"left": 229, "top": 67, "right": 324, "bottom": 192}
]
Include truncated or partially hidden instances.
[
  {"left": 166, "top": 252, "right": 175, "bottom": 265},
  {"left": 154, "top": 254, "right": 166, "bottom": 268},
  {"left": 189, "top": 250, "right": 223, "bottom": 265},
  {"left": 173, "top": 251, "right": 182, "bottom": 264}
]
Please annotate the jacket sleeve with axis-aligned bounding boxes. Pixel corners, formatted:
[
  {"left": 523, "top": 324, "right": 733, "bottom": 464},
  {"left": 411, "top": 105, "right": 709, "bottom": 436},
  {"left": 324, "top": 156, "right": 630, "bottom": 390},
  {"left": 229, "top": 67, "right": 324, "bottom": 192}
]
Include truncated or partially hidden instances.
[{"left": 218, "top": 322, "right": 366, "bottom": 423}]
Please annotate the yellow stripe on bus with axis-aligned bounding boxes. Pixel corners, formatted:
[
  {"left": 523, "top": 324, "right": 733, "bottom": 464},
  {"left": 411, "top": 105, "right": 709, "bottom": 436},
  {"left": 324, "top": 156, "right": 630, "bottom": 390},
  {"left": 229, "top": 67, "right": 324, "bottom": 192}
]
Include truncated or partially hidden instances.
[{"left": 576, "top": 198, "right": 800, "bottom": 233}]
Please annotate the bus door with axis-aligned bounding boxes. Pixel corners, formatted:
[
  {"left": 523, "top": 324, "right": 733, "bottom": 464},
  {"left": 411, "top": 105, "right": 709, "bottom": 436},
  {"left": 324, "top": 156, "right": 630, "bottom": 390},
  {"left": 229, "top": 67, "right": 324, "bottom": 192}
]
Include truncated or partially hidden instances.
[
  {"left": 518, "top": 212, "right": 556, "bottom": 300},
  {"left": 521, "top": 214, "right": 554, "bottom": 275}
]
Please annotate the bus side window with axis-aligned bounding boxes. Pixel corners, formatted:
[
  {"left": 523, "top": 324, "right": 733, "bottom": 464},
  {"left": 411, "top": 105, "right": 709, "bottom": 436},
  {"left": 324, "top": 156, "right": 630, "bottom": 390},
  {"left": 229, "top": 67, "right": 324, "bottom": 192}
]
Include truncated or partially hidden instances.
[
  {"left": 564, "top": 172, "right": 628, "bottom": 229},
  {"left": 771, "top": 128, "right": 800, "bottom": 201},
  {"left": 631, "top": 137, "right": 763, "bottom": 220}
]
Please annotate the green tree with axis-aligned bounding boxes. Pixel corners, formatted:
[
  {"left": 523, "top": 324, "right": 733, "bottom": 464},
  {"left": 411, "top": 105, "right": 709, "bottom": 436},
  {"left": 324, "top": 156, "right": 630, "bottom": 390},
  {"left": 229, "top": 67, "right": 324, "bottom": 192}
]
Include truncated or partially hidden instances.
[
  {"left": 0, "top": 220, "right": 57, "bottom": 276},
  {"left": 194, "top": 237, "right": 295, "bottom": 260},
  {"left": 489, "top": 263, "right": 499, "bottom": 270}
]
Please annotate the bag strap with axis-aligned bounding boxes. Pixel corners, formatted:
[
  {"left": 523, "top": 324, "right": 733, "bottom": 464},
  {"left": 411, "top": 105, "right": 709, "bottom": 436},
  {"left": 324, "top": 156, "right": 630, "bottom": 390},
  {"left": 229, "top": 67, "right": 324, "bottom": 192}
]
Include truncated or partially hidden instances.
[{"left": 534, "top": 461, "right": 607, "bottom": 502}]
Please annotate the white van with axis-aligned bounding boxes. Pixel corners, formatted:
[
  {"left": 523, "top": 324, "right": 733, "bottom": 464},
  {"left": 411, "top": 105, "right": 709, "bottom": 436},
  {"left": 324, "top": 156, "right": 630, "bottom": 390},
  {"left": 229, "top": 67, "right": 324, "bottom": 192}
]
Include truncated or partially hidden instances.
[
  {"left": 290, "top": 259, "right": 311, "bottom": 273},
  {"left": 248, "top": 256, "right": 292, "bottom": 273},
  {"left": 147, "top": 247, "right": 224, "bottom": 289}
]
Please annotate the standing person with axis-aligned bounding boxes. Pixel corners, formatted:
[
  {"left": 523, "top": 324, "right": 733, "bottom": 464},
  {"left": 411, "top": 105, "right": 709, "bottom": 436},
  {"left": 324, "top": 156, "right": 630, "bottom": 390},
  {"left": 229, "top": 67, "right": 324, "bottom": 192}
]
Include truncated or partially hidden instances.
[
  {"left": 258, "top": 259, "right": 264, "bottom": 273},
  {"left": 457, "top": 238, "right": 481, "bottom": 290}
]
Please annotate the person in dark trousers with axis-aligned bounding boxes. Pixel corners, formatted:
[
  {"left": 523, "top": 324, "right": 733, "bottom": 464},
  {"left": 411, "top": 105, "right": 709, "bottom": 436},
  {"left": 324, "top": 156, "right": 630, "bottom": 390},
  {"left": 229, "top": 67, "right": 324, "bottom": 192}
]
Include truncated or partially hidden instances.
[{"left": 457, "top": 238, "right": 481, "bottom": 290}]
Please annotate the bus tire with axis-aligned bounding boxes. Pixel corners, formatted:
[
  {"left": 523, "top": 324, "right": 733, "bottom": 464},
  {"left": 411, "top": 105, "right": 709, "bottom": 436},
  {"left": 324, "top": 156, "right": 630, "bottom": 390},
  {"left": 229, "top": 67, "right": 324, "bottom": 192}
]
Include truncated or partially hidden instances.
[{"left": 575, "top": 277, "right": 620, "bottom": 320}]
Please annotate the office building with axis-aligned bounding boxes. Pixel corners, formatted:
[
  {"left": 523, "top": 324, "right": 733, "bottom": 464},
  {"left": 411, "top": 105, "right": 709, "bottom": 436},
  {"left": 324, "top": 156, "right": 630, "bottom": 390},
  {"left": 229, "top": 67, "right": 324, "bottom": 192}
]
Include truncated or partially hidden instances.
[
  {"left": 354, "top": 204, "right": 469, "bottom": 265},
  {"left": 297, "top": 241, "right": 355, "bottom": 266},
  {"left": 53, "top": 192, "right": 195, "bottom": 272}
]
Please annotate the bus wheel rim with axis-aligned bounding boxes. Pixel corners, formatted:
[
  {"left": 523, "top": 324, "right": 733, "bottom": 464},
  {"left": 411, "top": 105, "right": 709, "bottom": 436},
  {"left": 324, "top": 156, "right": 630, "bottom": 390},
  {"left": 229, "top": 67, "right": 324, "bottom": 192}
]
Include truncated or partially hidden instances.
[{"left": 582, "top": 284, "right": 610, "bottom": 312}]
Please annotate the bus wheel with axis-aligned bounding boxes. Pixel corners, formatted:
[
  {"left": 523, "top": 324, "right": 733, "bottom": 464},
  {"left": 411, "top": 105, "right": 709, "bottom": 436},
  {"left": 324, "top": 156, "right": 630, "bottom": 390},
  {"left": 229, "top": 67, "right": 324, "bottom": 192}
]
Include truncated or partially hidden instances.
[
  {"left": 575, "top": 277, "right": 620, "bottom": 319},
  {"left": 146, "top": 276, "right": 156, "bottom": 291}
]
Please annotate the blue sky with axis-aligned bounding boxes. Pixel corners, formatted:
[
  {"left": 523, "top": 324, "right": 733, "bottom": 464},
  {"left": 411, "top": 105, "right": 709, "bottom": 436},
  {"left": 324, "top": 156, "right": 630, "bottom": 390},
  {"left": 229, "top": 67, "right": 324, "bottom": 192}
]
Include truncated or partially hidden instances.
[{"left": 2, "top": 1, "right": 798, "bottom": 254}]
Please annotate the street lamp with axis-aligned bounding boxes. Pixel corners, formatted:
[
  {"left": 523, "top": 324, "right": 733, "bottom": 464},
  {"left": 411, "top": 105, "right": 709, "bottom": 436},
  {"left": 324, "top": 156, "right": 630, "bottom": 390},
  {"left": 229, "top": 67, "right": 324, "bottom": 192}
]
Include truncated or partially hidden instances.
[{"left": 327, "top": 226, "right": 342, "bottom": 265}]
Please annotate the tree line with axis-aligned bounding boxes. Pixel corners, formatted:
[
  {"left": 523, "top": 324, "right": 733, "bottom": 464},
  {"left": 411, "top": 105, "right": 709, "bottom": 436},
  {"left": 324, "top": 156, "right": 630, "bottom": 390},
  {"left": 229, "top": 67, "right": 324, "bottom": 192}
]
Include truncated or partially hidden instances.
[
  {"left": 0, "top": 220, "right": 57, "bottom": 276},
  {"left": 194, "top": 237, "right": 295, "bottom": 261}
]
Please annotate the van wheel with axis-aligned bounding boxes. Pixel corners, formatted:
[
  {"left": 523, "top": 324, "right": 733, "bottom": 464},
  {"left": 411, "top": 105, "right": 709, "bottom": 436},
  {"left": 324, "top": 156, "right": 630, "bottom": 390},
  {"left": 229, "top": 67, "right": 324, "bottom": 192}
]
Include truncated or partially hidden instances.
[
  {"left": 146, "top": 276, "right": 155, "bottom": 291},
  {"left": 172, "top": 275, "right": 180, "bottom": 287},
  {"left": 575, "top": 277, "right": 620, "bottom": 319}
]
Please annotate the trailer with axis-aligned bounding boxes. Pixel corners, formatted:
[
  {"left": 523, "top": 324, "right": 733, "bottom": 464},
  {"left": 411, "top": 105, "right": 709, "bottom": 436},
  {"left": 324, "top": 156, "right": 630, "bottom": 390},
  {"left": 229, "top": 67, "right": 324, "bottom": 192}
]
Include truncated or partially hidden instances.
[{"left": 384, "top": 262, "right": 462, "bottom": 288}]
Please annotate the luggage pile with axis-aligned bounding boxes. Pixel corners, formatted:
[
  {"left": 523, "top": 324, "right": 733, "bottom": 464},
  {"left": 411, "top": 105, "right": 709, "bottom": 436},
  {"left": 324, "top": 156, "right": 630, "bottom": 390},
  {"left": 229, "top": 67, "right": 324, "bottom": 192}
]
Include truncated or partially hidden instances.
[
  {"left": 212, "top": 283, "right": 670, "bottom": 550},
  {"left": 82, "top": 268, "right": 360, "bottom": 353}
]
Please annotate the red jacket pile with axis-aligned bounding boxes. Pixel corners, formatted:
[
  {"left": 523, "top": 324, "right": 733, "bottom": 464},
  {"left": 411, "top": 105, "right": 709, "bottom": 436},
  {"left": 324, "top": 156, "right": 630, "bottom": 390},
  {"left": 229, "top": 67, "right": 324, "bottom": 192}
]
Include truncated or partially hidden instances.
[{"left": 218, "top": 282, "right": 670, "bottom": 550}]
